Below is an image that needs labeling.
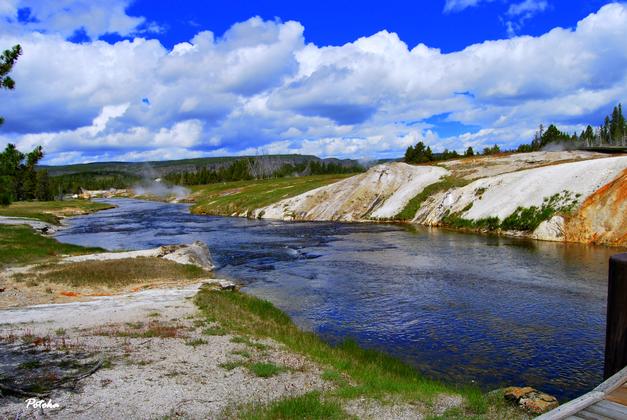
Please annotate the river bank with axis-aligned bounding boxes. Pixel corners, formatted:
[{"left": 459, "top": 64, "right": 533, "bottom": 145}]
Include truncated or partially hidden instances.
[
  {"left": 178, "top": 151, "right": 627, "bottom": 247},
  {"left": 0, "top": 281, "right": 528, "bottom": 419},
  {"left": 0, "top": 202, "right": 532, "bottom": 418},
  {"left": 2, "top": 197, "right": 616, "bottom": 417}
]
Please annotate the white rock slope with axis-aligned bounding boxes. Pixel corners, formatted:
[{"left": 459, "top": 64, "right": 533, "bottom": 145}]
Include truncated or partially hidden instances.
[
  {"left": 255, "top": 163, "right": 448, "bottom": 221},
  {"left": 413, "top": 156, "right": 627, "bottom": 224},
  {"left": 251, "top": 152, "right": 626, "bottom": 246}
]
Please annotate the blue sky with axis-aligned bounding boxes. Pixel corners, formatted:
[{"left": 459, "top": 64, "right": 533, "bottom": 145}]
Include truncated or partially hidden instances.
[
  {"left": 123, "top": 0, "right": 611, "bottom": 51},
  {"left": 0, "top": 0, "right": 626, "bottom": 164}
]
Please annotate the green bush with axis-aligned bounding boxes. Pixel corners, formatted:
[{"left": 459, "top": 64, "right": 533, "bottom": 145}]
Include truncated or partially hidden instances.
[{"left": 501, "top": 190, "right": 579, "bottom": 231}]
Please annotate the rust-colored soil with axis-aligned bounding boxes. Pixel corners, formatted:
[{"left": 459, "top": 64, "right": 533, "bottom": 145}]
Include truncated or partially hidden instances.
[{"left": 565, "top": 169, "right": 627, "bottom": 247}]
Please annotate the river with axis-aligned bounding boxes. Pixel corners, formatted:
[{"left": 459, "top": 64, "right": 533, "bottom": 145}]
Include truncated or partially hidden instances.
[{"left": 54, "top": 198, "right": 621, "bottom": 400}]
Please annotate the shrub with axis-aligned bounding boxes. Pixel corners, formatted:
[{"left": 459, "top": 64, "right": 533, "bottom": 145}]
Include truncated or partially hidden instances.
[{"left": 501, "top": 190, "right": 579, "bottom": 231}]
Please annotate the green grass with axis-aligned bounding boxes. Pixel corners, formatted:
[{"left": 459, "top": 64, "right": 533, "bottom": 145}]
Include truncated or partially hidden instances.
[
  {"left": 202, "top": 325, "right": 227, "bottom": 336},
  {"left": 231, "top": 349, "right": 252, "bottom": 358},
  {"left": 441, "top": 213, "right": 501, "bottom": 231},
  {"left": 500, "top": 191, "right": 580, "bottom": 232},
  {"left": 394, "top": 176, "right": 470, "bottom": 220},
  {"left": 185, "top": 338, "right": 208, "bottom": 347},
  {"left": 0, "top": 200, "right": 114, "bottom": 225},
  {"left": 219, "top": 360, "right": 246, "bottom": 371},
  {"left": 22, "top": 257, "right": 206, "bottom": 287},
  {"left": 0, "top": 224, "right": 103, "bottom": 267},
  {"left": 237, "top": 391, "right": 346, "bottom": 420},
  {"left": 195, "top": 289, "right": 524, "bottom": 419},
  {"left": 189, "top": 174, "right": 354, "bottom": 217},
  {"left": 248, "top": 361, "right": 284, "bottom": 378}
]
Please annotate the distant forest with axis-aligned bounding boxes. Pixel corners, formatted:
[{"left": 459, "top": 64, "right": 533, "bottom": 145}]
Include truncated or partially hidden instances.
[
  {"left": 404, "top": 103, "right": 626, "bottom": 164},
  {"left": 34, "top": 156, "right": 365, "bottom": 195},
  {"left": 163, "top": 158, "right": 364, "bottom": 186}
]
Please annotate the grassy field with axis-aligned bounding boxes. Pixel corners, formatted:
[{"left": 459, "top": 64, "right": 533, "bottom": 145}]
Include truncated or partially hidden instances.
[
  {"left": 195, "top": 288, "right": 527, "bottom": 419},
  {"left": 0, "top": 200, "right": 114, "bottom": 224},
  {"left": 189, "top": 174, "right": 354, "bottom": 216},
  {"left": 0, "top": 225, "right": 103, "bottom": 267},
  {"left": 15, "top": 257, "right": 207, "bottom": 287}
]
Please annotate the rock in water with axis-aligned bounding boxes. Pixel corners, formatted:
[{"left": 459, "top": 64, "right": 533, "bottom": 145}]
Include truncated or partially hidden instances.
[
  {"left": 504, "top": 387, "right": 558, "bottom": 414},
  {"left": 200, "top": 280, "right": 238, "bottom": 291},
  {"left": 160, "top": 241, "right": 215, "bottom": 270}
]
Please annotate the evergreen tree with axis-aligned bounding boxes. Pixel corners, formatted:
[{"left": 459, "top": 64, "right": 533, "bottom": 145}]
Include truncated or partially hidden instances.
[
  {"left": 35, "top": 169, "right": 53, "bottom": 200},
  {"left": 600, "top": 116, "right": 611, "bottom": 144},
  {"left": 609, "top": 103, "right": 625, "bottom": 144},
  {"left": 406, "top": 141, "right": 433, "bottom": 163},
  {"left": 482, "top": 144, "right": 501, "bottom": 155},
  {"left": 404, "top": 145, "right": 415, "bottom": 163},
  {"left": 464, "top": 146, "right": 474, "bottom": 157},
  {"left": 0, "top": 45, "right": 22, "bottom": 127},
  {"left": 0, "top": 144, "right": 50, "bottom": 204}
]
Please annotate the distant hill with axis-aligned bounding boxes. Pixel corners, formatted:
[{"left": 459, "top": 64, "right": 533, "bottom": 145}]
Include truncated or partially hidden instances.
[{"left": 40, "top": 154, "right": 361, "bottom": 177}]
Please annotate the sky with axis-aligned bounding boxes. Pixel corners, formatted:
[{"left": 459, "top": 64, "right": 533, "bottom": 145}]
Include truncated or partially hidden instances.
[{"left": 0, "top": 0, "right": 626, "bottom": 164}]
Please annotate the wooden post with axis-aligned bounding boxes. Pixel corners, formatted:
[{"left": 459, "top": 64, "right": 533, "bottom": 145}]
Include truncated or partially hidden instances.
[{"left": 604, "top": 253, "right": 627, "bottom": 379}]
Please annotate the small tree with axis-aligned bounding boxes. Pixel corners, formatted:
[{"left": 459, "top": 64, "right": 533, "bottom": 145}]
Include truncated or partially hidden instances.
[
  {"left": 464, "top": 146, "right": 474, "bottom": 157},
  {"left": 0, "top": 44, "right": 22, "bottom": 126},
  {"left": 482, "top": 144, "right": 501, "bottom": 155}
]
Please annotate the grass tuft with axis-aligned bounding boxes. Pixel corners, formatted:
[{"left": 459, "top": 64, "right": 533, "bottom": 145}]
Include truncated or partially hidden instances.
[
  {"left": 202, "top": 325, "right": 227, "bottom": 336},
  {"left": 237, "top": 391, "right": 345, "bottom": 420},
  {"left": 248, "top": 362, "right": 284, "bottom": 378},
  {"left": 185, "top": 338, "right": 208, "bottom": 347}
]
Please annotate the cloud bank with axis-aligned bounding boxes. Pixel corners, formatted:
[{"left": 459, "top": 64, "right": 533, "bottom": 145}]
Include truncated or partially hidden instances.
[{"left": 1, "top": 1, "right": 626, "bottom": 164}]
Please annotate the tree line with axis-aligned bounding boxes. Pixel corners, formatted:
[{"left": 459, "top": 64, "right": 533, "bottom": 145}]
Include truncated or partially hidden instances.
[
  {"left": 163, "top": 158, "right": 364, "bottom": 186},
  {"left": 517, "top": 104, "right": 626, "bottom": 152},
  {"left": 404, "top": 141, "right": 500, "bottom": 164},
  {"left": 50, "top": 171, "right": 140, "bottom": 195},
  {"left": 404, "top": 103, "right": 626, "bottom": 164}
]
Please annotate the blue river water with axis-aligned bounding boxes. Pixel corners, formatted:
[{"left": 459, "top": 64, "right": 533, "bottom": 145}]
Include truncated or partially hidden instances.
[{"left": 54, "top": 199, "right": 621, "bottom": 400}]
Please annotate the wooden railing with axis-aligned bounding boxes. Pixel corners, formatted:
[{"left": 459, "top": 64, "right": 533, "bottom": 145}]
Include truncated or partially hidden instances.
[{"left": 605, "top": 253, "right": 627, "bottom": 379}]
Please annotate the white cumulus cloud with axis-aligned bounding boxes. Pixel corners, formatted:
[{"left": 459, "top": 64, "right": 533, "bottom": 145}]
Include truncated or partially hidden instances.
[{"left": 0, "top": 3, "right": 626, "bottom": 164}]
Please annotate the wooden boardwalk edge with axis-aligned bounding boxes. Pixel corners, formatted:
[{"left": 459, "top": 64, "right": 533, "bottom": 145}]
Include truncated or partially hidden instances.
[{"left": 536, "top": 365, "right": 627, "bottom": 419}]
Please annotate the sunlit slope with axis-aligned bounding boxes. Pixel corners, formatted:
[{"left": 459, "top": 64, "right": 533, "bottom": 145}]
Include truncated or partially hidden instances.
[
  {"left": 188, "top": 174, "right": 355, "bottom": 217},
  {"left": 254, "top": 151, "right": 627, "bottom": 246}
]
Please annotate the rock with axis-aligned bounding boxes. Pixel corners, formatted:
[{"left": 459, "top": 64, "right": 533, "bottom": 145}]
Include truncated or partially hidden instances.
[
  {"left": 504, "top": 386, "right": 535, "bottom": 401},
  {"left": 201, "top": 279, "right": 238, "bottom": 291},
  {"left": 160, "top": 241, "right": 215, "bottom": 270},
  {"left": 532, "top": 215, "right": 565, "bottom": 242},
  {"left": 519, "top": 391, "right": 559, "bottom": 414},
  {"left": 63, "top": 241, "right": 215, "bottom": 271},
  {"left": 504, "top": 387, "right": 558, "bottom": 414}
]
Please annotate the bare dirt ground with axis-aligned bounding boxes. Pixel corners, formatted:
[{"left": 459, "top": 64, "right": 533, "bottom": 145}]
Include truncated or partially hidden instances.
[
  {"left": 0, "top": 283, "right": 334, "bottom": 419},
  {"left": 0, "top": 283, "right": 458, "bottom": 419}
]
